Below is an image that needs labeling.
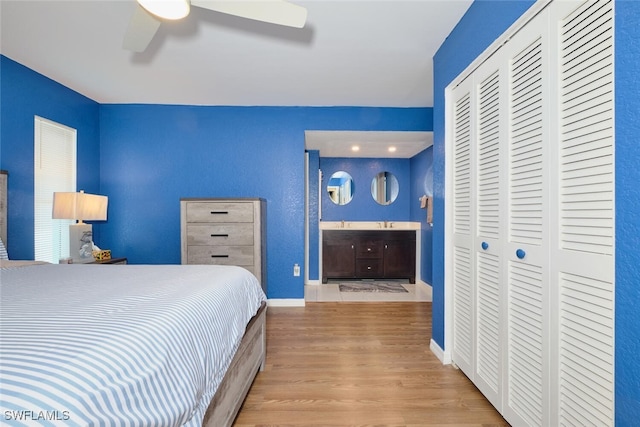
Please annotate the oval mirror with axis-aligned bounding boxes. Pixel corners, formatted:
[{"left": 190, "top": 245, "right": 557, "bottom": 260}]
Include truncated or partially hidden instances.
[
  {"left": 371, "top": 171, "right": 399, "bottom": 205},
  {"left": 327, "top": 171, "right": 354, "bottom": 205}
]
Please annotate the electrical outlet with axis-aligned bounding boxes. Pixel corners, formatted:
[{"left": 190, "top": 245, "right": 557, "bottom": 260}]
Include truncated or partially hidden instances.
[{"left": 293, "top": 263, "right": 300, "bottom": 277}]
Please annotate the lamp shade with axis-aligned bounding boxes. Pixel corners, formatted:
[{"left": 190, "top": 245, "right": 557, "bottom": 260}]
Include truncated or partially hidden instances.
[{"left": 52, "top": 191, "right": 108, "bottom": 221}]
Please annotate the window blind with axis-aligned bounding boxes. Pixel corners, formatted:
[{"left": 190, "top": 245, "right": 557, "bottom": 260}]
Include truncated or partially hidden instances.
[{"left": 34, "top": 116, "right": 76, "bottom": 263}]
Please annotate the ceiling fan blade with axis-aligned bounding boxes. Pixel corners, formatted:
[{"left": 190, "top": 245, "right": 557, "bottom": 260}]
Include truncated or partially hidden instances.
[
  {"left": 190, "top": 0, "right": 307, "bottom": 28},
  {"left": 122, "top": 4, "right": 162, "bottom": 52}
]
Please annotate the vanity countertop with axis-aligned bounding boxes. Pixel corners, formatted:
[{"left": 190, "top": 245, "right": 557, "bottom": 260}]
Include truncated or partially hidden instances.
[{"left": 320, "top": 221, "right": 420, "bottom": 231}]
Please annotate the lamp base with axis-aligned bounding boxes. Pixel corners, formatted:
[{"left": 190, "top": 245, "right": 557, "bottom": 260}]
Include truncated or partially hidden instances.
[{"left": 69, "top": 223, "right": 94, "bottom": 264}]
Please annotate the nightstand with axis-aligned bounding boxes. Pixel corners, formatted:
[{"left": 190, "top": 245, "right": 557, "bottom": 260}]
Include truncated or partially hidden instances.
[{"left": 91, "top": 257, "right": 127, "bottom": 265}]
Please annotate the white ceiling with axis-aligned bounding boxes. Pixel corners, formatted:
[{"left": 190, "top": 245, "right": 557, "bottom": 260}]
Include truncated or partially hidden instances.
[
  {"left": 305, "top": 130, "right": 432, "bottom": 158},
  {"left": 0, "top": 0, "right": 472, "bottom": 156}
]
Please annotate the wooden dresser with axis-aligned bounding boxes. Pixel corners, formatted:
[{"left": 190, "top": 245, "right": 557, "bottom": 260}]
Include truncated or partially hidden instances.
[{"left": 180, "top": 198, "right": 266, "bottom": 291}]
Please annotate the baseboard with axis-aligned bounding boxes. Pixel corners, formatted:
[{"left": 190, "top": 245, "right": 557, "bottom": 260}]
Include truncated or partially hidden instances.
[
  {"left": 267, "top": 299, "right": 305, "bottom": 307},
  {"left": 416, "top": 279, "right": 431, "bottom": 288},
  {"left": 415, "top": 280, "right": 433, "bottom": 302},
  {"left": 305, "top": 279, "right": 321, "bottom": 286},
  {"left": 430, "top": 339, "right": 452, "bottom": 365}
]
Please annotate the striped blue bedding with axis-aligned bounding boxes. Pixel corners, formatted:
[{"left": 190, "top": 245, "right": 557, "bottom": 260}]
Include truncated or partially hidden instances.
[{"left": 0, "top": 263, "right": 266, "bottom": 426}]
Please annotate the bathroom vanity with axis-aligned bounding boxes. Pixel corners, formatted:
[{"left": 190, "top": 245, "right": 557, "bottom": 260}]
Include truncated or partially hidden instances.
[{"left": 321, "top": 222, "right": 417, "bottom": 283}]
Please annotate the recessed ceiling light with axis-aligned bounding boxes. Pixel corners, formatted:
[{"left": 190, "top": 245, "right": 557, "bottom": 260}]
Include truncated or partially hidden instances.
[
  {"left": 352, "top": 145, "right": 360, "bottom": 152},
  {"left": 388, "top": 146, "right": 397, "bottom": 152}
]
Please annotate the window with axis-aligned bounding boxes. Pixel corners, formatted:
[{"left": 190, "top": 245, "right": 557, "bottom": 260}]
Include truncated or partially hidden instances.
[{"left": 34, "top": 116, "right": 76, "bottom": 263}]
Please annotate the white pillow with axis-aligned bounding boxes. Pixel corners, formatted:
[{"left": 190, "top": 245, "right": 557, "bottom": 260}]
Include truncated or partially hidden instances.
[{"left": 0, "top": 238, "right": 9, "bottom": 260}]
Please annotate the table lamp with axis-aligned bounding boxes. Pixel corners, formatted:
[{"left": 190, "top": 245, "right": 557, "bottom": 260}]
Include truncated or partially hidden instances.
[{"left": 52, "top": 190, "right": 108, "bottom": 263}]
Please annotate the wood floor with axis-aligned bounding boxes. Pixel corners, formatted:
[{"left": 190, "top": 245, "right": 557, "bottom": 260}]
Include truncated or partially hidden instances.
[{"left": 234, "top": 302, "right": 508, "bottom": 427}]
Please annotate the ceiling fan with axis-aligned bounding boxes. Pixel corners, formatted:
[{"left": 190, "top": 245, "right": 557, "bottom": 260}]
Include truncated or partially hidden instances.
[{"left": 123, "top": 0, "right": 307, "bottom": 52}]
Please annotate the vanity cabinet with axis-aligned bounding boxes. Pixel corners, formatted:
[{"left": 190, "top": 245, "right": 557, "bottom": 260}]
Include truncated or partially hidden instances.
[
  {"left": 355, "top": 236, "right": 384, "bottom": 278},
  {"left": 321, "top": 232, "right": 357, "bottom": 281},
  {"left": 382, "top": 236, "right": 415, "bottom": 279},
  {"left": 322, "top": 230, "right": 415, "bottom": 283}
]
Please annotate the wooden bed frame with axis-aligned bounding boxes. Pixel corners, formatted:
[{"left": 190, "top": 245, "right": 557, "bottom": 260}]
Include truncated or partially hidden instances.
[
  {"left": 0, "top": 171, "right": 266, "bottom": 427},
  {"left": 202, "top": 301, "right": 267, "bottom": 427}
]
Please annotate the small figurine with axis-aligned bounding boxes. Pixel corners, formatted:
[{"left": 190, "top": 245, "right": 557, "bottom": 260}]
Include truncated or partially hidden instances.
[{"left": 78, "top": 231, "right": 93, "bottom": 259}]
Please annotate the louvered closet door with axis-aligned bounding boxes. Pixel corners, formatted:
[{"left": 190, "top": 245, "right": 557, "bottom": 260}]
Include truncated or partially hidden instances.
[
  {"left": 448, "top": 2, "right": 614, "bottom": 426},
  {"left": 549, "top": 1, "right": 614, "bottom": 425},
  {"left": 501, "top": 10, "right": 552, "bottom": 427},
  {"left": 451, "top": 76, "right": 475, "bottom": 377},
  {"left": 472, "top": 53, "right": 506, "bottom": 411}
]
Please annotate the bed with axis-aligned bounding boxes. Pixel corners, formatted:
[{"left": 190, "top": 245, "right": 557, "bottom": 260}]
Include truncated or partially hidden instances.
[{"left": 0, "top": 262, "right": 267, "bottom": 427}]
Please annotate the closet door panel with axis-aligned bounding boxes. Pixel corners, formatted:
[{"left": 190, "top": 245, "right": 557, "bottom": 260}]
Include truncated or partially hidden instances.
[
  {"left": 505, "top": 257, "right": 545, "bottom": 426},
  {"left": 551, "top": 0, "right": 614, "bottom": 425},
  {"left": 451, "top": 79, "right": 475, "bottom": 378},
  {"left": 503, "top": 10, "right": 551, "bottom": 427},
  {"left": 473, "top": 56, "right": 505, "bottom": 410}
]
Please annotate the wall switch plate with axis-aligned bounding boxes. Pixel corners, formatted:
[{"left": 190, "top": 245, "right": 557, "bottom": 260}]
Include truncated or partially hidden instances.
[{"left": 293, "top": 263, "right": 300, "bottom": 276}]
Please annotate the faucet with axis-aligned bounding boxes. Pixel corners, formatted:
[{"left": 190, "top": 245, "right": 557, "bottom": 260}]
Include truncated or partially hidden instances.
[{"left": 384, "top": 220, "right": 388, "bottom": 228}]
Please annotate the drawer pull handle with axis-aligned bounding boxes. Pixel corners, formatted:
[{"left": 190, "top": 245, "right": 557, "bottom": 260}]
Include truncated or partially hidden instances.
[
  {"left": 516, "top": 249, "right": 526, "bottom": 259},
  {"left": 481, "top": 242, "right": 489, "bottom": 250},
  {"left": 367, "top": 266, "right": 372, "bottom": 270},
  {"left": 210, "top": 234, "right": 229, "bottom": 237},
  {"left": 367, "top": 248, "right": 372, "bottom": 252},
  {"left": 211, "top": 255, "right": 229, "bottom": 258},
  {"left": 210, "top": 211, "right": 229, "bottom": 215}
]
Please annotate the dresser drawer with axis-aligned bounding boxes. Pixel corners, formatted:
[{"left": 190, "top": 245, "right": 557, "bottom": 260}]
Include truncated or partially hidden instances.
[
  {"left": 185, "top": 202, "right": 254, "bottom": 223},
  {"left": 187, "top": 245, "right": 254, "bottom": 266},
  {"left": 186, "top": 224, "right": 254, "bottom": 246}
]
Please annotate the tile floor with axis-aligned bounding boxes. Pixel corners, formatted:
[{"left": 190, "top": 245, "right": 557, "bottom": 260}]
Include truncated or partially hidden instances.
[{"left": 304, "top": 280, "right": 432, "bottom": 302}]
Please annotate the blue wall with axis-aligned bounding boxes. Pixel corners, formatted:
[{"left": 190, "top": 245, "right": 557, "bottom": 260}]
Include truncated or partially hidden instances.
[
  {"left": 614, "top": 1, "right": 640, "bottom": 424},
  {"left": 433, "top": 1, "right": 640, "bottom": 424},
  {"left": 98, "top": 105, "right": 430, "bottom": 299},
  {"left": 0, "top": 56, "right": 101, "bottom": 260},
  {"left": 410, "top": 146, "right": 433, "bottom": 285},
  {"left": 0, "top": 53, "right": 431, "bottom": 299},
  {"left": 319, "top": 157, "right": 411, "bottom": 221},
  {"left": 307, "top": 150, "right": 320, "bottom": 281}
]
